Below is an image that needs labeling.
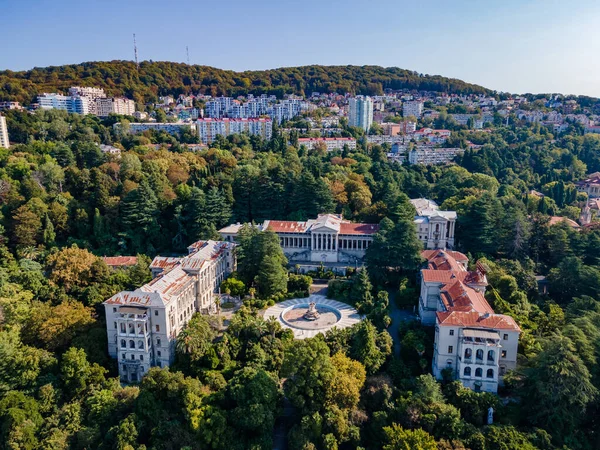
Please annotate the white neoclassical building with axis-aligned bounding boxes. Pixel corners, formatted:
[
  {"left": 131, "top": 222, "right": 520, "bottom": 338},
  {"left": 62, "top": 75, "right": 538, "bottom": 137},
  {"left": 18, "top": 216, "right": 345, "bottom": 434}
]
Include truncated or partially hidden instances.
[
  {"left": 411, "top": 198, "right": 457, "bottom": 250},
  {"left": 219, "top": 214, "right": 379, "bottom": 269},
  {"left": 103, "top": 240, "right": 235, "bottom": 383},
  {"left": 419, "top": 249, "right": 520, "bottom": 393},
  {"left": 219, "top": 202, "right": 457, "bottom": 270}
]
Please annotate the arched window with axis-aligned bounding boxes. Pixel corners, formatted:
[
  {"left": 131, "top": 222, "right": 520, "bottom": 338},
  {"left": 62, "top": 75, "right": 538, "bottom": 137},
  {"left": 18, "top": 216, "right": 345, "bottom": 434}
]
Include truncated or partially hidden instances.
[
  {"left": 120, "top": 339, "right": 126, "bottom": 348},
  {"left": 487, "top": 369, "right": 494, "bottom": 378},
  {"left": 464, "top": 348, "right": 472, "bottom": 359},
  {"left": 464, "top": 367, "right": 471, "bottom": 376},
  {"left": 128, "top": 323, "right": 134, "bottom": 333},
  {"left": 446, "top": 359, "right": 453, "bottom": 367},
  {"left": 138, "top": 340, "right": 144, "bottom": 349},
  {"left": 129, "top": 340, "right": 135, "bottom": 349},
  {"left": 487, "top": 350, "right": 495, "bottom": 361},
  {"left": 475, "top": 368, "right": 483, "bottom": 377},
  {"left": 476, "top": 349, "right": 484, "bottom": 360}
]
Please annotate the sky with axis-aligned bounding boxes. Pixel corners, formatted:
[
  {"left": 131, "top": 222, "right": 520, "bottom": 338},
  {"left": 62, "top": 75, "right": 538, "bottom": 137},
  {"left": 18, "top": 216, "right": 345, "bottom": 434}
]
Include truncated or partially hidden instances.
[{"left": 3, "top": 0, "right": 600, "bottom": 97}]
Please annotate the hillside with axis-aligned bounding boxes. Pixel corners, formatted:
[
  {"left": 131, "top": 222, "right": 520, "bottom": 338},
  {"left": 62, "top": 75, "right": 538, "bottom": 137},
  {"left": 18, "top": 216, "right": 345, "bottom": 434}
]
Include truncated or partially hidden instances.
[{"left": 0, "top": 61, "right": 491, "bottom": 104}]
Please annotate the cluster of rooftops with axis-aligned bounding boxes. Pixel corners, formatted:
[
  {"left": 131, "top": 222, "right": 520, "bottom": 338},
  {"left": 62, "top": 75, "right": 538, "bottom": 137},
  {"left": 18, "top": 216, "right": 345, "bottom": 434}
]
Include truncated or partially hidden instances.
[
  {"left": 422, "top": 250, "right": 521, "bottom": 332},
  {"left": 105, "top": 240, "right": 234, "bottom": 308}
]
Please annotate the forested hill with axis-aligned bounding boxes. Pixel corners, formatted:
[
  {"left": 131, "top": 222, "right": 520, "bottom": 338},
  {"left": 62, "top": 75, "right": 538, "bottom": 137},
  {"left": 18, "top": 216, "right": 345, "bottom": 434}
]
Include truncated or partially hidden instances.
[{"left": 0, "top": 61, "right": 491, "bottom": 104}]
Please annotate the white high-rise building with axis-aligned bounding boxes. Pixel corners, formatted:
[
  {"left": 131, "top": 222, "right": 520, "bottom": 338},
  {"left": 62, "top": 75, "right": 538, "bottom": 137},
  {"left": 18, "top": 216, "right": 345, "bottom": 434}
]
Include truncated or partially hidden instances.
[
  {"left": 0, "top": 115, "right": 9, "bottom": 149},
  {"left": 103, "top": 240, "right": 235, "bottom": 383},
  {"left": 403, "top": 100, "right": 424, "bottom": 119},
  {"left": 348, "top": 96, "right": 374, "bottom": 131}
]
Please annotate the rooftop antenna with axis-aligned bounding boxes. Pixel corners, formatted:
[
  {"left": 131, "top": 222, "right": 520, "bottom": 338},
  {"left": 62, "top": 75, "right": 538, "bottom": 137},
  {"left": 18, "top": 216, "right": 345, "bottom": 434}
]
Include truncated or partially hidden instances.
[
  {"left": 186, "top": 46, "right": 190, "bottom": 65},
  {"left": 133, "top": 33, "right": 139, "bottom": 70}
]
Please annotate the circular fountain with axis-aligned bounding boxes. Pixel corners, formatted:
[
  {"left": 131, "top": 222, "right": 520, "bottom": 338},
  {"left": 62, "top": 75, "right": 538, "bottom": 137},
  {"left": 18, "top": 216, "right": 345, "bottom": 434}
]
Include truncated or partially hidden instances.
[{"left": 264, "top": 295, "right": 362, "bottom": 339}]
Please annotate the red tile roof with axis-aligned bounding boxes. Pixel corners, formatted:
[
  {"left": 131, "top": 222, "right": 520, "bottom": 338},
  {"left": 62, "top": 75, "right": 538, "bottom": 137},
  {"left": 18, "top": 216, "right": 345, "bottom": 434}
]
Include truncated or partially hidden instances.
[
  {"left": 102, "top": 256, "right": 138, "bottom": 267},
  {"left": 437, "top": 311, "right": 520, "bottom": 331},
  {"left": 266, "top": 221, "right": 308, "bottom": 233},
  {"left": 440, "top": 279, "right": 494, "bottom": 314},
  {"left": 339, "top": 223, "right": 379, "bottom": 235}
]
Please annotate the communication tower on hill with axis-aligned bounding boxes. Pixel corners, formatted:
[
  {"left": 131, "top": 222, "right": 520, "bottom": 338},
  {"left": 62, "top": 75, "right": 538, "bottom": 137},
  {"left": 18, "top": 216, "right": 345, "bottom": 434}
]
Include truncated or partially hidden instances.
[{"left": 133, "top": 33, "right": 139, "bottom": 70}]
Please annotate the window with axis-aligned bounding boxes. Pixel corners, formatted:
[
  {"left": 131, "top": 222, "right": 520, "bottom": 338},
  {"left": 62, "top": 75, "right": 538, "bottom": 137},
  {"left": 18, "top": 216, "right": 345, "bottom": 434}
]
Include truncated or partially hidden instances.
[
  {"left": 487, "top": 350, "right": 495, "bottom": 361},
  {"left": 120, "top": 323, "right": 126, "bottom": 333},
  {"left": 449, "top": 329, "right": 454, "bottom": 336},
  {"left": 464, "top": 348, "right": 472, "bottom": 359},
  {"left": 128, "top": 323, "right": 134, "bottom": 333},
  {"left": 475, "top": 368, "right": 483, "bottom": 377},
  {"left": 499, "top": 365, "right": 506, "bottom": 376},
  {"left": 120, "top": 339, "right": 126, "bottom": 348},
  {"left": 154, "top": 310, "right": 158, "bottom": 316},
  {"left": 446, "top": 359, "right": 453, "bottom": 366},
  {"left": 447, "top": 346, "right": 453, "bottom": 354},
  {"left": 157, "top": 350, "right": 161, "bottom": 357},
  {"left": 157, "top": 338, "right": 161, "bottom": 346},
  {"left": 501, "top": 350, "right": 507, "bottom": 358},
  {"left": 140, "top": 355, "right": 144, "bottom": 361},
  {"left": 503, "top": 334, "right": 508, "bottom": 340},
  {"left": 114, "top": 322, "right": 117, "bottom": 329},
  {"left": 486, "top": 369, "right": 494, "bottom": 378},
  {"left": 464, "top": 367, "right": 471, "bottom": 376},
  {"left": 156, "top": 325, "right": 160, "bottom": 332},
  {"left": 131, "top": 354, "right": 135, "bottom": 360},
  {"left": 476, "top": 349, "right": 484, "bottom": 360},
  {"left": 138, "top": 341, "right": 144, "bottom": 349},
  {"left": 157, "top": 361, "right": 162, "bottom": 368},
  {"left": 129, "top": 340, "right": 135, "bottom": 349},
  {"left": 113, "top": 307, "right": 117, "bottom": 313},
  {"left": 122, "top": 353, "right": 126, "bottom": 359}
]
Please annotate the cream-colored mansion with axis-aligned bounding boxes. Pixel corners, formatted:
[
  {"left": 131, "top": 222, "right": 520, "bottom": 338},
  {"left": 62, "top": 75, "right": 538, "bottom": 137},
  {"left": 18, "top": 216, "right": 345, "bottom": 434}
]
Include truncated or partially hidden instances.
[
  {"left": 103, "top": 240, "right": 235, "bottom": 383},
  {"left": 419, "top": 250, "right": 520, "bottom": 393}
]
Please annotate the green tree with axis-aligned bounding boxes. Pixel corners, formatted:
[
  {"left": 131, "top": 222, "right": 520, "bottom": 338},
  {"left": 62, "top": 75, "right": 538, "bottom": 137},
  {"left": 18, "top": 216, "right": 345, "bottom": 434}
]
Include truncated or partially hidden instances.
[
  {"left": 521, "top": 334, "right": 598, "bottom": 440},
  {"left": 382, "top": 424, "right": 437, "bottom": 450}
]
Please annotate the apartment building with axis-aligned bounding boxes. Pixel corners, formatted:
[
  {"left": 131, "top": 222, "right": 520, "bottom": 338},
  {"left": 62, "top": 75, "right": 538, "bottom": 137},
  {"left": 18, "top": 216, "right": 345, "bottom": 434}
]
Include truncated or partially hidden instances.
[
  {"left": 103, "top": 240, "right": 235, "bottom": 383},
  {"left": 37, "top": 86, "right": 134, "bottom": 117},
  {"left": 0, "top": 101, "right": 23, "bottom": 111},
  {"left": 348, "top": 96, "right": 374, "bottom": 131},
  {"left": 297, "top": 137, "right": 357, "bottom": 151},
  {"left": 408, "top": 147, "right": 463, "bottom": 165},
  {"left": 0, "top": 115, "right": 9, "bottom": 148},
  {"left": 96, "top": 97, "right": 136, "bottom": 117},
  {"left": 196, "top": 118, "right": 272, "bottom": 143},
  {"left": 403, "top": 100, "right": 424, "bottom": 119},
  {"left": 118, "top": 122, "right": 196, "bottom": 136},
  {"left": 418, "top": 250, "right": 520, "bottom": 393}
]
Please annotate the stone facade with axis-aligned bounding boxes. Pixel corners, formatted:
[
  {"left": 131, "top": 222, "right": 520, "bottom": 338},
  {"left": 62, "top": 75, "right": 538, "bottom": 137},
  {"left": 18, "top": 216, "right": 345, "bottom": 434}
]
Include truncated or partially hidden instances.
[{"left": 103, "top": 240, "right": 235, "bottom": 383}]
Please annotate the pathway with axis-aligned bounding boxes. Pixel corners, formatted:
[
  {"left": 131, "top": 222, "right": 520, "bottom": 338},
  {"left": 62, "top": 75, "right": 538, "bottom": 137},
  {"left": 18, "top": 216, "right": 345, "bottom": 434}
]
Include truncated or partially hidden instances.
[{"left": 386, "top": 288, "right": 419, "bottom": 357}]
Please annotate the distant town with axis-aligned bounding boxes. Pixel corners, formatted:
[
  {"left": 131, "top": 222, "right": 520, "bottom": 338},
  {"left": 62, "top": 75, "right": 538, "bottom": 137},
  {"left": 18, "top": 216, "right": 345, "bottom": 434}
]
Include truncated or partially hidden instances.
[{"left": 2, "top": 86, "right": 599, "bottom": 166}]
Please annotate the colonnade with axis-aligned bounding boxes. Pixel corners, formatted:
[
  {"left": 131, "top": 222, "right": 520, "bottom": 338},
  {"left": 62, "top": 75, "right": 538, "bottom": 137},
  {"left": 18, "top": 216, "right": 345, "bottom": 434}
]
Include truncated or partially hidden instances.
[{"left": 280, "top": 233, "right": 372, "bottom": 252}]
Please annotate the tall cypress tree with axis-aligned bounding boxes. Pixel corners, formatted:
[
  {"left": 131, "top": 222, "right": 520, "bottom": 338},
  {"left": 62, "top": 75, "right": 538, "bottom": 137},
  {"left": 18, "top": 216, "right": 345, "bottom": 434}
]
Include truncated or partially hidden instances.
[{"left": 121, "top": 179, "right": 160, "bottom": 252}]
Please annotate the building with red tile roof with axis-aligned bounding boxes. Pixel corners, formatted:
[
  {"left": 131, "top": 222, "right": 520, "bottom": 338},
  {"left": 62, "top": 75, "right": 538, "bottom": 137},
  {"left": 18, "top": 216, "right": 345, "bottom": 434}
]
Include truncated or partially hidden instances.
[
  {"left": 103, "top": 240, "right": 235, "bottom": 384},
  {"left": 102, "top": 256, "right": 138, "bottom": 268},
  {"left": 418, "top": 249, "right": 520, "bottom": 394},
  {"left": 218, "top": 201, "right": 457, "bottom": 272}
]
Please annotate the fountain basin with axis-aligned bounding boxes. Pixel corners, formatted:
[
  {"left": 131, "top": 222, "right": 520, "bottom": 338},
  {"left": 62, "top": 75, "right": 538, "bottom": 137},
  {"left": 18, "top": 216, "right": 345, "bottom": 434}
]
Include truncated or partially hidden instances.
[{"left": 281, "top": 303, "right": 341, "bottom": 330}]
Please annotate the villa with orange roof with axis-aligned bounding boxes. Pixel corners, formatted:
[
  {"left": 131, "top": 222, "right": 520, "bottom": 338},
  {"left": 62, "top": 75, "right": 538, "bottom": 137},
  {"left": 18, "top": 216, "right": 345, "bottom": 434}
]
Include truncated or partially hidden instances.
[
  {"left": 103, "top": 240, "right": 235, "bottom": 383},
  {"left": 419, "top": 249, "right": 520, "bottom": 393}
]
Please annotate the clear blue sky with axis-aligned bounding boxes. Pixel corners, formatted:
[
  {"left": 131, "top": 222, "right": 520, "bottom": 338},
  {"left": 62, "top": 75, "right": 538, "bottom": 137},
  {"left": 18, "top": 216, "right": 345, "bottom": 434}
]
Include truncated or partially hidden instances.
[{"left": 4, "top": 0, "right": 600, "bottom": 96}]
